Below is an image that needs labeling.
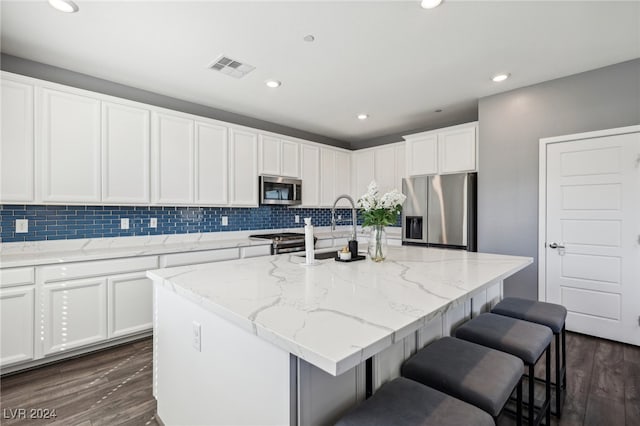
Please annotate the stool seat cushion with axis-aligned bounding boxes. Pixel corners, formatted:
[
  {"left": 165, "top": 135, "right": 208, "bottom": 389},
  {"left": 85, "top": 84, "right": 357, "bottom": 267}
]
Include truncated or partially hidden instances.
[
  {"left": 492, "top": 297, "right": 567, "bottom": 333},
  {"left": 401, "top": 337, "right": 523, "bottom": 417},
  {"left": 336, "top": 377, "right": 494, "bottom": 426},
  {"left": 455, "top": 313, "right": 552, "bottom": 364}
]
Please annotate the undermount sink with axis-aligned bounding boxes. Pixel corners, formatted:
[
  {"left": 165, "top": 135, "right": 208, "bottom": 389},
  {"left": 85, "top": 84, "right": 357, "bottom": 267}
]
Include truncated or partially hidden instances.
[
  {"left": 313, "top": 251, "right": 338, "bottom": 260},
  {"left": 295, "top": 250, "right": 337, "bottom": 260}
]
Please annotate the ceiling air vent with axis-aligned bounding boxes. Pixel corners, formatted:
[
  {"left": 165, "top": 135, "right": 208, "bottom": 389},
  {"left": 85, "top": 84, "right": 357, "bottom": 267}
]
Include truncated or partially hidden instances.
[{"left": 208, "top": 55, "right": 255, "bottom": 79}]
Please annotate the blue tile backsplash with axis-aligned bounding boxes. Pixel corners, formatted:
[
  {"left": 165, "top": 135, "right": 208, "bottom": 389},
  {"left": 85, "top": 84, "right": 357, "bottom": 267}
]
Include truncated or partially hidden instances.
[{"left": 0, "top": 205, "right": 400, "bottom": 243}]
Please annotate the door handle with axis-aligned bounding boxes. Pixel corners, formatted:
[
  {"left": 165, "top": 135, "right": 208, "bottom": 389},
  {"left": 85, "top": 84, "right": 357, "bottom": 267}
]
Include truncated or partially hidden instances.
[{"left": 549, "top": 242, "right": 565, "bottom": 249}]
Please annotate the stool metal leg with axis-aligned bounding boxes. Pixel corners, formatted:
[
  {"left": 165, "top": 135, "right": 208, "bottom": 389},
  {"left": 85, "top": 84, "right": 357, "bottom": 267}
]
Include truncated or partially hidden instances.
[
  {"left": 546, "top": 346, "right": 551, "bottom": 426},
  {"left": 517, "top": 377, "right": 523, "bottom": 426},
  {"left": 528, "top": 364, "right": 534, "bottom": 426},
  {"left": 555, "top": 332, "right": 561, "bottom": 416},
  {"left": 562, "top": 325, "right": 567, "bottom": 390}
]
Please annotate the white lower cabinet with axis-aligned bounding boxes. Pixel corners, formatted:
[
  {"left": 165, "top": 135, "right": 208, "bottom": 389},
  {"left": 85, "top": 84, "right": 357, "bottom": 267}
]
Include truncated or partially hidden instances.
[
  {"left": 0, "top": 286, "right": 35, "bottom": 366},
  {"left": 42, "top": 277, "right": 108, "bottom": 356},
  {"left": 37, "top": 256, "right": 158, "bottom": 361},
  {"left": 108, "top": 272, "right": 153, "bottom": 338}
]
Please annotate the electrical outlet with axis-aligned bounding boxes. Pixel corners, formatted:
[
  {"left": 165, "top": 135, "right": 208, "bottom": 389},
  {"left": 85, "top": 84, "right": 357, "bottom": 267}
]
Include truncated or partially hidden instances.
[
  {"left": 120, "top": 218, "right": 129, "bottom": 230},
  {"left": 149, "top": 218, "right": 157, "bottom": 228},
  {"left": 192, "top": 321, "right": 201, "bottom": 352},
  {"left": 15, "top": 219, "right": 28, "bottom": 233},
  {"left": 338, "top": 214, "right": 342, "bottom": 220},
  {"left": 221, "top": 216, "right": 228, "bottom": 226},
  {"left": 295, "top": 215, "right": 300, "bottom": 223}
]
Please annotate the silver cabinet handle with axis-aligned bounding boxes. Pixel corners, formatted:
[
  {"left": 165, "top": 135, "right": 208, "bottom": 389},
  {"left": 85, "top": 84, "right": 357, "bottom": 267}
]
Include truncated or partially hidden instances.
[{"left": 549, "top": 242, "right": 565, "bottom": 249}]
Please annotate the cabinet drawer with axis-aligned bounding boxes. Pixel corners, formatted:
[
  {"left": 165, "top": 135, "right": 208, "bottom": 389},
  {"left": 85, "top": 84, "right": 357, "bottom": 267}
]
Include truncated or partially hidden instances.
[
  {"left": 0, "top": 267, "right": 35, "bottom": 288},
  {"left": 241, "top": 245, "right": 271, "bottom": 259},
  {"left": 161, "top": 248, "right": 239, "bottom": 268},
  {"left": 40, "top": 256, "right": 158, "bottom": 283}
]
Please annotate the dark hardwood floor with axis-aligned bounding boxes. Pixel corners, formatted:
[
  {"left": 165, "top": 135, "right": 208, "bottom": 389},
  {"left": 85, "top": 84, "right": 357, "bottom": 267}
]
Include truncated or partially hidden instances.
[{"left": 0, "top": 332, "right": 638, "bottom": 425}]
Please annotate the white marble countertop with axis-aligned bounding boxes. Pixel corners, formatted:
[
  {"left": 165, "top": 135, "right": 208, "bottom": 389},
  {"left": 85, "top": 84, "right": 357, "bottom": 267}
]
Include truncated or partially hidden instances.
[
  {"left": 147, "top": 246, "right": 532, "bottom": 376},
  {"left": 0, "top": 226, "right": 401, "bottom": 268}
]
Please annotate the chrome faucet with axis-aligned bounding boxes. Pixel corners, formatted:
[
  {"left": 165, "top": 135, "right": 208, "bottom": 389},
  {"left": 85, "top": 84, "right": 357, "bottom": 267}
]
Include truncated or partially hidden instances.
[{"left": 331, "top": 194, "right": 358, "bottom": 241}]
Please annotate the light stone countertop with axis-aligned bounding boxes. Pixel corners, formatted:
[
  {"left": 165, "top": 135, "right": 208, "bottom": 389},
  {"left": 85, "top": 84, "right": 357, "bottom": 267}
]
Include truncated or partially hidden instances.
[
  {"left": 0, "top": 226, "right": 400, "bottom": 269},
  {"left": 147, "top": 245, "right": 532, "bottom": 376}
]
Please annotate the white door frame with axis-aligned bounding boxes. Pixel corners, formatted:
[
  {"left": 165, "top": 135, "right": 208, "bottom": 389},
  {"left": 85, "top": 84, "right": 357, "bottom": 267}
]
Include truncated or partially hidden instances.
[{"left": 537, "top": 124, "right": 640, "bottom": 302}]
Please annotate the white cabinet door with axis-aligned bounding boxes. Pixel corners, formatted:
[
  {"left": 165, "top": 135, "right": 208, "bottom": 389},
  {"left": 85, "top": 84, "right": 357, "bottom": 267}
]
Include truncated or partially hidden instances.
[
  {"left": 300, "top": 144, "right": 320, "bottom": 207},
  {"left": 374, "top": 145, "right": 396, "bottom": 193},
  {"left": 195, "top": 122, "right": 228, "bottom": 205},
  {"left": 108, "top": 272, "right": 152, "bottom": 338},
  {"left": 438, "top": 126, "right": 476, "bottom": 173},
  {"left": 259, "top": 134, "right": 281, "bottom": 176},
  {"left": 152, "top": 112, "right": 194, "bottom": 204},
  {"left": 229, "top": 128, "right": 258, "bottom": 206},
  {"left": 353, "top": 150, "right": 374, "bottom": 200},
  {"left": 42, "top": 277, "right": 107, "bottom": 356},
  {"left": 0, "top": 286, "right": 34, "bottom": 366},
  {"left": 395, "top": 145, "right": 406, "bottom": 192},
  {"left": 41, "top": 88, "right": 101, "bottom": 202},
  {"left": 1, "top": 78, "right": 34, "bottom": 203},
  {"left": 102, "top": 101, "right": 150, "bottom": 203},
  {"left": 335, "top": 151, "right": 352, "bottom": 206},
  {"left": 281, "top": 140, "right": 300, "bottom": 178},
  {"left": 405, "top": 135, "right": 438, "bottom": 176},
  {"left": 320, "top": 148, "right": 336, "bottom": 207}
]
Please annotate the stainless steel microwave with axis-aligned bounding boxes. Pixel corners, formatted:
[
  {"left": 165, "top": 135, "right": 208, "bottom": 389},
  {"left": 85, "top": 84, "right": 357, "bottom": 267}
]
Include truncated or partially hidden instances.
[{"left": 259, "top": 176, "right": 302, "bottom": 206}]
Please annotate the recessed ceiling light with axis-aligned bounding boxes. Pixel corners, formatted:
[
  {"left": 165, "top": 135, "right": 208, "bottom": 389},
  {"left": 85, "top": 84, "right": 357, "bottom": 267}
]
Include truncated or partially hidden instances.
[
  {"left": 303, "top": 35, "right": 315, "bottom": 42},
  {"left": 492, "top": 73, "right": 511, "bottom": 83},
  {"left": 48, "top": 0, "right": 79, "bottom": 13},
  {"left": 265, "top": 80, "right": 282, "bottom": 88},
  {"left": 357, "top": 114, "right": 369, "bottom": 120},
  {"left": 421, "top": 0, "right": 443, "bottom": 9}
]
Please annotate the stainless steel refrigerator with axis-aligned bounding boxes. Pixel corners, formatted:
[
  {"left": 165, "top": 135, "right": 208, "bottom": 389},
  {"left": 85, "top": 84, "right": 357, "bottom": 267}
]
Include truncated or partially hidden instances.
[{"left": 401, "top": 173, "right": 477, "bottom": 251}]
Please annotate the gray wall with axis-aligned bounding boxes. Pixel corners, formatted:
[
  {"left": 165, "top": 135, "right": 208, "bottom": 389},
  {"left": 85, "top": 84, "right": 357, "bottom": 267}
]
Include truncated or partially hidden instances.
[
  {"left": 478, "top": 58, "right": 640, "bottom": 300},
  {"left": 0, "top": 54, "right": 350, "bottom": 150}
]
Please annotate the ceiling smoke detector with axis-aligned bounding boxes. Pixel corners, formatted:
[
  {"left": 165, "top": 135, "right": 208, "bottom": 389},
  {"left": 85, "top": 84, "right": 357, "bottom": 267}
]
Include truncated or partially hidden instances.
[{"left": 208, "top": 55, "right": 255, "bottom": 79}]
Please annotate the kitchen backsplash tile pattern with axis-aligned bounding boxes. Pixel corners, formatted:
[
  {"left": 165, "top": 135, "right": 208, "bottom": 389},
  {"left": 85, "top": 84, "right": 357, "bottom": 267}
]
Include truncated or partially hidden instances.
[{"left": 0, "top": 205, "right": 400, "bottom": 243}]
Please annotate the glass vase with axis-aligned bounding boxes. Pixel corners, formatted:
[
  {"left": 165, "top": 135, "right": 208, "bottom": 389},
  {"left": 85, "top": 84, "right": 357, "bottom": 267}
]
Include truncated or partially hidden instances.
[{"left": 368, "top": 225, "right": 388, "bottom": 262}]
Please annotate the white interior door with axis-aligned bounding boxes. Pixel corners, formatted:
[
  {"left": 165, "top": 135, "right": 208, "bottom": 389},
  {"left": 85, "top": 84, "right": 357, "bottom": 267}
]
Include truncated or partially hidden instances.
[{"left": 545, "top": 132, "right": 640, "bottom": 345}]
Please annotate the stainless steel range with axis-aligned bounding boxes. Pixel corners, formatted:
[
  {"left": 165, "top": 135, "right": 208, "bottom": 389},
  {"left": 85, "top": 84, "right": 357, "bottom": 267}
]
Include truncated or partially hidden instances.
[{"left": 249, "top": 232, "right": 316, "bottom": 255}]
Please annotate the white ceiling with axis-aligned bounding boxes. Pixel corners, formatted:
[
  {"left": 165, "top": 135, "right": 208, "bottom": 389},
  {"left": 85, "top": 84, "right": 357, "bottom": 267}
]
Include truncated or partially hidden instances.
[{"left": 1, "top": 1, "right": 639, "bottom": 146}]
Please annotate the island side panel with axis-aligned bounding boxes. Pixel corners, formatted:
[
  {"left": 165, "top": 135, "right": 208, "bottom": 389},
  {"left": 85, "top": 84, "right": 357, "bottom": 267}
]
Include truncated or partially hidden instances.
[{"left": 154, "top": 284, "right": 291, "bottom": 426}]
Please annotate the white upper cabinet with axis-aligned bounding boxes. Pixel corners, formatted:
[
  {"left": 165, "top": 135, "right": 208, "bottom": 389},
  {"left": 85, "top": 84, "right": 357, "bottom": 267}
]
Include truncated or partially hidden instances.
[
  {"left": 300, "top": 144, "right": 320, "bottom": 207},
  {"left": 152, "top": 112, "right": 194, "bottom": 204},
  {"left": 102, "top": 101, "right": 150, "bottom": 204},
  {"left": 438, "top": 125, "right": 477, "bottom": 173},
  {"left": 258, "top": 135, "right": 300, "bottom": 178},
  {"left": 404, "top": 122, "right": 478, "bottom": 176},
  {"left": 405, "top": 134, "right": 438, "bottom": 176},
  {"left": 195, "top": 121, "right": 228, "bottom": 205},
  {"left": 395, "top": 144, "right": 406, "bottom": 191},
  {"left": 374, "top": 145, "right": 397, "bottom": 193},
  {"left": 41, "top": 87, "right": 102, "bottom": 203},
  {"left": 352, "top": 142, "right": 405, "bottom": 200},
  {"left": 319, "top": 147, "right": 351, "bottom": 207},
  {"left": 0, "top": 77, "right": 34, "bottom": 203},
  {"left": 229, "top": 128, "right": 258, "bottom": 206},
  {"left": 281, "top": 140, "right": 300, "bottom": 178},
  {"left": 353, "top": 150, "right": 375, "bottom": 200},
  {"left": 259, "top": 135, "right": 280, "bottom": 176}
]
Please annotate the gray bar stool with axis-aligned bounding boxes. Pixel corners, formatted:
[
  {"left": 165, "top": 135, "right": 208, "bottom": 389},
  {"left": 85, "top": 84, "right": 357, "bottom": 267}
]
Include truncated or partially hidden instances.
[
  {"left": 492, "top": 297, "right": 567, "bottom": 416},
  {"left": 401, "top": 336, "right": 524, "bottom": 425},
  {"left": 336, "top": 377, "right": 495, "bottom": 426},
  {"left": 455, "top": 313, "right": 552, "bottom": 426}
]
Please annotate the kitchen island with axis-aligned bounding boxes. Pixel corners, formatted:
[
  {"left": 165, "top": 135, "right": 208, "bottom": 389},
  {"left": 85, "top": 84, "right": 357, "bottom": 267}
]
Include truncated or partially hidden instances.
[{"left": 147, "top": 246, "right": 531, "bottom": 426}]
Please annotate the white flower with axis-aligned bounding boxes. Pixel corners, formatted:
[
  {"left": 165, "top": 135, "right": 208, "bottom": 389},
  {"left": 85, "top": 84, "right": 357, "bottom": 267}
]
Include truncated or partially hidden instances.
[{"left": 357, "top": 181, "right": 406, "bottom": 212}]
